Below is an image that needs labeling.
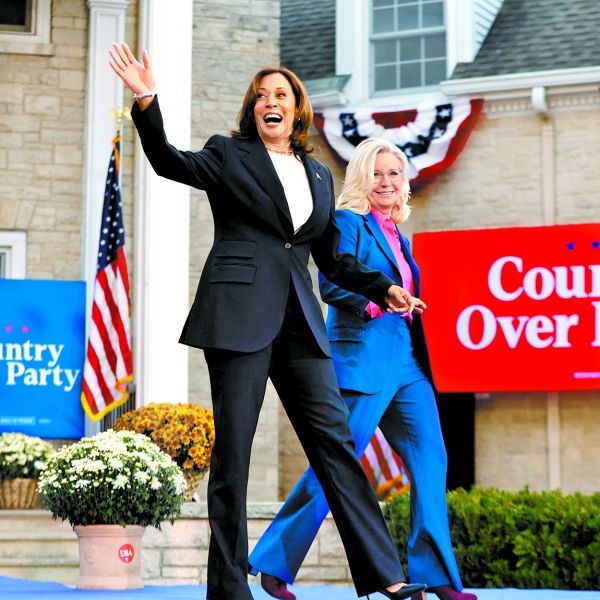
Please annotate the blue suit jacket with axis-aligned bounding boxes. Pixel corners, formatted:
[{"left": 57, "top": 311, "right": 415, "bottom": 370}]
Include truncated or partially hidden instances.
[{"left": 319, "top": 210, "right": 435, "bottom": 395}]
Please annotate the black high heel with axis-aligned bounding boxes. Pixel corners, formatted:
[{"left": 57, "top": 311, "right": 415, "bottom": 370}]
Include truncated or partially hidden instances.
[{"left": 367, "top": 583, "right": 427, "bottom": 600}]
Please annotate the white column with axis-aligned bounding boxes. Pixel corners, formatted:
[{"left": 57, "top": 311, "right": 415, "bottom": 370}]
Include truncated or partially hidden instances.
[
  {"left": 446, "top": 0, "right": 475, "bottom": 75},
  {"left": 336, "top": 0, "right": 369, "bottom": 104},
  {"left": 134, "top": 0, "right": 193, "bottom": 406},
  {"left": 83, "top": 0, "right": 131, "bottom": 434},
  {"left": 84, "top": 0, "right": 130, "bottom": 314},
  {"left": 533, "top": 86, "right": 561, "bottom": 489},
  {"left": 540, "top": 110, "right": 561, "bottom": 489}
]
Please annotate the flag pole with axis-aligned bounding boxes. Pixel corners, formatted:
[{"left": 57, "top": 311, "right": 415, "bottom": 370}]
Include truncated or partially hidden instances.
[
  {"left": 82, "top": 108, "right": 135, "bottom": 431},
  {"left": 105, "top": 105, "right": 135, "bottom": 430},
  {"left": 107, "top": 106, "right": 130, "bottom": 198}
]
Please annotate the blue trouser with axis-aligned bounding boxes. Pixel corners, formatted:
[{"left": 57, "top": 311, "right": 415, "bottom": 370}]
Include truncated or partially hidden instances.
[{"left": 249, "top": 321, "right": 463, "bottom": 591}]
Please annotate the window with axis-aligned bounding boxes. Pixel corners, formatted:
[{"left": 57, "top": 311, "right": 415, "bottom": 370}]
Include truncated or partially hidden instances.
[
  {"left": 0, "top": 0, "right": 52, "bottom": 56},
  {"left": 0, "top": 232, "right": 27, "bottom": 279},
  {"left": 371, "top": 0, "right": 446, "bottom": 93},
  {"left": 0, "top": 0, "right": 33, "bottom": 33}
]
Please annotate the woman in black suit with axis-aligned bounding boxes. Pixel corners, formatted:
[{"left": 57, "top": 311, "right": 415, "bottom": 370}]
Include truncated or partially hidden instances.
[{"left": 109, "top": 42, "right": 426, "bottom": 600}]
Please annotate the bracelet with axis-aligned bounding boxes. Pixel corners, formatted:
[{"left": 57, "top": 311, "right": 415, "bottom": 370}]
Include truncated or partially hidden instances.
[{"left": 133, "top": 91, "right": 156, "bottom": 100}]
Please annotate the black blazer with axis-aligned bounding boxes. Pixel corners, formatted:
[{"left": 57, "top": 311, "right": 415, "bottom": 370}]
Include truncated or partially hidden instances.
[{"left": 131, "top": 98, "right": 395, "bottom": 355}]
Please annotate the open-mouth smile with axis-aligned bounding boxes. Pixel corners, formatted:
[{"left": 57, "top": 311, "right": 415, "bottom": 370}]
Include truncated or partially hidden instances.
[{"left": 264, "top": 113, "right": 283, "bottom": 124}]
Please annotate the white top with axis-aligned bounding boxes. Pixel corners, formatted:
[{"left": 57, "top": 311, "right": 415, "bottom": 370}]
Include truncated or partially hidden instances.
[{"left": 268, "top": 152, "right": 313, "bottom": 234}]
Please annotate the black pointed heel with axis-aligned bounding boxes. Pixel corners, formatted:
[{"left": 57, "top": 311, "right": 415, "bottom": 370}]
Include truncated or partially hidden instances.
[{"left": 367, "top": 583, "right": 427, "bottom": 600}]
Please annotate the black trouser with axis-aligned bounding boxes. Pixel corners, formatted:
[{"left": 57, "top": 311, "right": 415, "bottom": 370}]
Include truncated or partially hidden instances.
[{"left": 203, "top": 285, "right": 405, "bottom": 599}]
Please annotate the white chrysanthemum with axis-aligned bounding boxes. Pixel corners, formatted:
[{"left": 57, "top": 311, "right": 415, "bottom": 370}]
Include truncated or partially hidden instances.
[
  {"left": 72, "top": 458, "right": 106, "bottom": 473},
  {"left": 113, "top": 474, "right": 128, "bottom": 489},
  {"left": 108, "top": 457, "right": 124, "bottom": 469},
  {"left": 134, "top": 470, "right": 150, "bottom": 483},
  {"left": 174, "top": 474, "right": 187, "bottom": 494},
  {"left": 36, "top": 429, "right": 186, "bottom": 528}
]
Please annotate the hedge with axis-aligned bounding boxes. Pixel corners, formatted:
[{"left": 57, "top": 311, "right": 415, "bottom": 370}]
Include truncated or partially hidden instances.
[{"left": 385, "top": 487, "right": 600, "bottom": 590}]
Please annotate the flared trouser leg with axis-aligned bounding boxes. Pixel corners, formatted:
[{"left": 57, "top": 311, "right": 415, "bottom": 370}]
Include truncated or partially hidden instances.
[
  {"left": 248, "top": 383, "right": 393, "bottom": 583},
  {"left": 204, "top": 345, "right": 272, "bottom": 600},
  {"left": 379, "top": 378, "right": 463, "bottom": 591},
  {"left": 251, "top": 319, "right": 463, "bottom": 591},
  {"left": 266, "top": 292, "right": 405, "bottom": 597}
]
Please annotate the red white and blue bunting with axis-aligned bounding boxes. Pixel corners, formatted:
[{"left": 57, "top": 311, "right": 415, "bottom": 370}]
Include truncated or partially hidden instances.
[{"left": 314, "top": 97, "right": 483, "bottom": 189}]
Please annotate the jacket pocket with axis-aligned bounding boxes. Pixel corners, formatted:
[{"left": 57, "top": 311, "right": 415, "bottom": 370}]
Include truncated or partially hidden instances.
[
  {"left": 208, "top": 264, "right": 256, "bottom": 284},
  {"left": 214, "top": 240, "right": 256, "bottom": 258}
]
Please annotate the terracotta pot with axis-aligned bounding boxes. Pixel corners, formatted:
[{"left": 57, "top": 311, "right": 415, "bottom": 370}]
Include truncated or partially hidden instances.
[{"left": 74, "top": 524, "right": 145, "bottom": 589}]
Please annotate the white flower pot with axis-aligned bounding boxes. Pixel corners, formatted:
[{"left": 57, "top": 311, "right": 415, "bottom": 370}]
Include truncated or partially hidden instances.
[{"left": 74, "top": 524, "right": 145, "bottom": 589}]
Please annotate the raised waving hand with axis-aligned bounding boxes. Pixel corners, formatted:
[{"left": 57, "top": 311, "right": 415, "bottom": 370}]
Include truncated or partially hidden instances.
[{"left": 109, "top": 42, "right": 156, "bottom": 107}]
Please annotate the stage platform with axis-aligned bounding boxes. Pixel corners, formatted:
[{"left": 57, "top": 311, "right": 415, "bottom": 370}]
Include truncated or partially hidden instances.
[{"left": 1, "top": 577, "right": 599, "bottom": 600}]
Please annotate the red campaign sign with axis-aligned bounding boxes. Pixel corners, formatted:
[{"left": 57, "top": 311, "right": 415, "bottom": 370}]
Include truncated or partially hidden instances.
[{"left": 413, "top": 223, "right": 600, "bottom": 392}]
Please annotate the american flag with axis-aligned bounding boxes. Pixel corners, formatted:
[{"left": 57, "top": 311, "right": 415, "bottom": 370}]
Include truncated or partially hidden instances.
[
  {"left": 81, "top": 134, "right": 133, "bottom": 422},
  {"left": 314, "top": 97, "right": 483, "bottom": 190},
  {"left": 360, "top": 429, "right": 410, "bottom": 500}
]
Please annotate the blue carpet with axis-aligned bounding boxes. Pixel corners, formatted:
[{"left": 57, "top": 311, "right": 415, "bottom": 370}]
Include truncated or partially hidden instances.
[{"left": 0, "top": 578, "right": 599, "bottom": 599}]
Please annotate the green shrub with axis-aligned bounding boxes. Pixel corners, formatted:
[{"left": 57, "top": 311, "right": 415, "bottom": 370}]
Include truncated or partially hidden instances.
[{"left": 385, "top": 487, "right": 600, "bottom": 590}]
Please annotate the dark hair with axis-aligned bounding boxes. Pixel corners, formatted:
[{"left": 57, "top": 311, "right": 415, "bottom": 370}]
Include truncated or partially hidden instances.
[{"left": 231, "top": 66, "right": 314, "bottom": 157}]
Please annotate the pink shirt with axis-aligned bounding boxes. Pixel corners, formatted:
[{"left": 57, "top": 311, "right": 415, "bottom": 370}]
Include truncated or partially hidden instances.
[{"left": 365, "top": 209, "right": 414, "bottom": 321}]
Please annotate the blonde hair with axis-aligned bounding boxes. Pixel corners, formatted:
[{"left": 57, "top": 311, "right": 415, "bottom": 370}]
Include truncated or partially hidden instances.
[{"left": 336, "top": 138, "right": 411, "bottom": 223}]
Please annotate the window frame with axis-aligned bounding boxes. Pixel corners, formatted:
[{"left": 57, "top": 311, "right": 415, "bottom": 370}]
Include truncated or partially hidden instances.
[
  {"left": 370, "top": 0, "right": 448, "bottom": 96},
  {"left": 0, "top": 232, "right": 27, "bottom": 279},
  {"left": 0, "top": 0, "right": 53, "bottom": 56}
]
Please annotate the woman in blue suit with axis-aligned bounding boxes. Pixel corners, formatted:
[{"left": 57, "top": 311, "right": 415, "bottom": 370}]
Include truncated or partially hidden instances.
[{"left": 250, "top": 138, "right": 476, "bottom": 600}]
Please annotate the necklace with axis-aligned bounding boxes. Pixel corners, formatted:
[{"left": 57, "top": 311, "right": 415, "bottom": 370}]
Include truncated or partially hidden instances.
[{"left": 264, "top": 143, "right": 294, "bottom": 156}]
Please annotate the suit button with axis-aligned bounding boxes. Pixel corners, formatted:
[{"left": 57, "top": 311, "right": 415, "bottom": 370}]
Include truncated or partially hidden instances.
[{"left": 284, "top": 242, "right": 292, "bottom": 249}]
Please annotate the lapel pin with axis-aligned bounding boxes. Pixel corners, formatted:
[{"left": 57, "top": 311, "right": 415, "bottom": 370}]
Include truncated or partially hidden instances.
[{"left": 316, "top": 172, "right": 322, "bottom": 181}]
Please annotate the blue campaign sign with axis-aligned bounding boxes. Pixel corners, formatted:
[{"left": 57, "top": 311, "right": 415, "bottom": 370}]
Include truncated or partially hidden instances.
[{"left": 0, "top": 279, "right": 86, "bottom": 438}]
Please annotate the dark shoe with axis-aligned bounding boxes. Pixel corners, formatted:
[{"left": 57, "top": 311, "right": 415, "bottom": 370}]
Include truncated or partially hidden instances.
[
  {"left": 260, "top": 573, "right": 296, "bottom": 600},
  {"left": 367, "top": 583, "right": 427, "bottom": 600},
  {"left": 430, "top": 585, "right": 478, "bottom": 600}
]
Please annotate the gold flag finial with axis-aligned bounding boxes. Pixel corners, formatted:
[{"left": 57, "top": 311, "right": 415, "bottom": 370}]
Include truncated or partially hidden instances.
[{"left": 108, "top": 106, "right": 132, "bottom": 133}]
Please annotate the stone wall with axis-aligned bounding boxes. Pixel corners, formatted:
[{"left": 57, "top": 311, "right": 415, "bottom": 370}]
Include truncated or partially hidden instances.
[
  {"left": 0, "top": 0, "right": 89, "bottom": 280},
  {"left": 0, "top": 0, "right": 138, "bottom": 281}
]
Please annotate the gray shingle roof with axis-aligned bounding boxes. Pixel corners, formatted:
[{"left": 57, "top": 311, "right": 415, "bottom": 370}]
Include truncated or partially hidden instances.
[
  {"left": 280, "top": 0, "right": 336, "bottom": 81},
  {"left": 452, "top": 0, "right": 600, "bottom": 79}
]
